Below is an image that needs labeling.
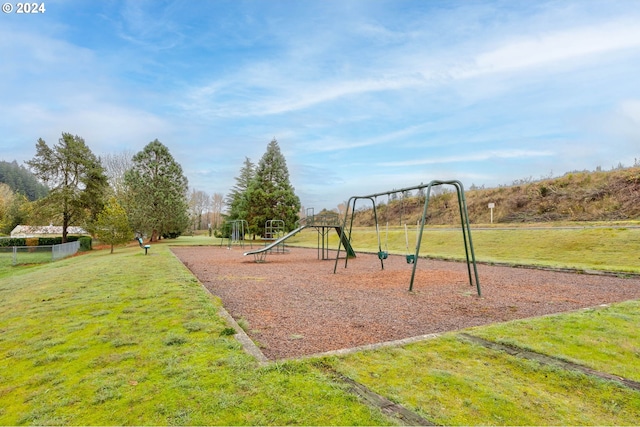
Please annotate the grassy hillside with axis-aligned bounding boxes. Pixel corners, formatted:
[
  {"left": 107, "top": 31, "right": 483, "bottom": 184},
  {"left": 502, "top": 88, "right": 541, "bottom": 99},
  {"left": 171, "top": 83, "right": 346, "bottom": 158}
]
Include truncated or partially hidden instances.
[{"left": 350, "top": 167, "right": 640, "bottom": 225}]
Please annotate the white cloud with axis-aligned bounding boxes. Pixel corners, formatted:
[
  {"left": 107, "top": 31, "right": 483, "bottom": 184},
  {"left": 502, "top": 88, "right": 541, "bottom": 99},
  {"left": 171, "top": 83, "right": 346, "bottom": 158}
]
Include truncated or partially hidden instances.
[
  {"left": 590, "top": 99, "right": 640, "bottom": 151},
  {"left": 180, "top": 15, "right": 640, "bottom": 123},
  {"left": 619, "top": 100, "right": 640, "bottom": 124},
  {"left": 465, "top": 20, "right": 640, "bottom": 77},
  {"left": 378, "top": 149, "right": 555, "bottom": 167},
  {"left": 181, "top": 72, "right": 427, "bottom": 119},
  {"left": 3, "top": 1, "right": 640, "bottom": 211},
  {"left": 1, "top": 100, "right": 171, "bottom": 159},
  {"left": 297, "top": 124, "right": 431, "bottom": 153}
]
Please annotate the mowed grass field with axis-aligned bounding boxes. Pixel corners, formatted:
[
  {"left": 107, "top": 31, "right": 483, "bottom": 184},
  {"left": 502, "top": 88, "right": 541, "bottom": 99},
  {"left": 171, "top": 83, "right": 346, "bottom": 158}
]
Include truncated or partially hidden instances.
[
  {"left": 1, "top": 225, "right": 639, "bottom": 425},
  {"left": 0, "top": 243, "right": 392, "bottom": 425},
  {"left": 287, "top": 223, "right": 640, "bottom": 273}
]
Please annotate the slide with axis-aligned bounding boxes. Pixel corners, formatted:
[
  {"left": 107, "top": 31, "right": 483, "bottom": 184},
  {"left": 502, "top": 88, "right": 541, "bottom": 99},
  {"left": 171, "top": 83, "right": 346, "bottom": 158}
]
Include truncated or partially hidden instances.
[
  {"left": 335, "top": 226, "right": 356, "bottom": 258},
  {"left": 243, "top": 226, "right": 307, "bottom": 256}
]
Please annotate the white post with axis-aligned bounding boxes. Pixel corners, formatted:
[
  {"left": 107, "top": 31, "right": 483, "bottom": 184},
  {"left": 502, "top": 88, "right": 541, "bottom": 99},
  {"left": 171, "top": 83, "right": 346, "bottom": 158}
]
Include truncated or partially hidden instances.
[{"left": 488, "top": 203, "right": 495, "bottom": 224}]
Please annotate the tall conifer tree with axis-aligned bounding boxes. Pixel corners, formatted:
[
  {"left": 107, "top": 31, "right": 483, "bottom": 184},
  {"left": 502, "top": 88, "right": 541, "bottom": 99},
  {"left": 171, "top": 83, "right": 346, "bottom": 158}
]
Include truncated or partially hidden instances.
[
  {"left": 124, "top": 140, "right": 189, "bottom": 241},
  {"left": 245, "top": 138, "right": 301, "bottom": 235},
  {"left": 226, "top": 157, "right": 255, "bottom": 221},
  {"left": 26, "top": 133, "right": 108, "bottom": 242}
]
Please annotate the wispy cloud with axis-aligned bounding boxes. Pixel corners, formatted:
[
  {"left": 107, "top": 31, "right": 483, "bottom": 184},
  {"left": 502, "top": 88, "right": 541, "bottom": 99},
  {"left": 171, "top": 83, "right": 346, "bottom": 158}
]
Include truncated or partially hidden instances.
[
  {"left": 113, "top": 0, "right": 186, "bottom": 50},
  {"left": 2, "top": 0, "right": 640, "bottom": 210},
  {"left": 378, "top": 149, "right": 555, "bottom": 167},
  {"left": 180, "top": 13, "right": 640, "bottom": 123},
  {"left": 462, "top": 20, "right": 640, "bottom": 78},
  {"left": 180, "top": 71, "right": 428, "bottom": 119},
  {"left": 296, "top": 124, "right": 433, "bottom": 153}
]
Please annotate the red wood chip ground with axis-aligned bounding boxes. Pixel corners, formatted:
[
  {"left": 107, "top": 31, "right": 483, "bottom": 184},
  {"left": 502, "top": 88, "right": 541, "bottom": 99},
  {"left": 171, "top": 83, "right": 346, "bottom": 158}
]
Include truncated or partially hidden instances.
[{"left": 172, "top": 246, "right": 640, "bottom": 360}]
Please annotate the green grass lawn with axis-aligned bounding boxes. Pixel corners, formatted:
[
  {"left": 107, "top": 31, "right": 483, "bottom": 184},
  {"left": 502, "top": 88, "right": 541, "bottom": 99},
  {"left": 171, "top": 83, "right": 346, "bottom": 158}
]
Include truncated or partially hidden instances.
[
  {"left": 1, "top": 231, "right": 639, "bottom": 425},
  {"left": 0, "top": 244, "right": 393, "bottom": 425},
  {"left": 0, "top": 247, "right": 53, "bottom": 267},
  {"left": 287, "top": 224, "right": 640, "bottom": 273},
  {"left": 466, "top": 299, "right": 640, "bottom": 382},
  {"left": 326, "top": 332, "right": 640, "bottom": 425}
]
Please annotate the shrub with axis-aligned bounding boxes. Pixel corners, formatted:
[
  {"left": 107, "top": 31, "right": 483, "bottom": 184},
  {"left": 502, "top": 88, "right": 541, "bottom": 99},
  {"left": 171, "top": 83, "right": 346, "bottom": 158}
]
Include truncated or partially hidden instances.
[
  {"left": 37, "top": 237, "right": 58, "bottom": 245},
  {"left": 162, "top": 231, "right": 182, "bottom": 239},
  {"left": 0, "top": 238, "right": 26, "bottom": 247},
  {"left": 78, "top": 236, "right": 92, "bottom": 251},
  {"left": 38, "top": 236, "right": 81, "bottom": 245}
]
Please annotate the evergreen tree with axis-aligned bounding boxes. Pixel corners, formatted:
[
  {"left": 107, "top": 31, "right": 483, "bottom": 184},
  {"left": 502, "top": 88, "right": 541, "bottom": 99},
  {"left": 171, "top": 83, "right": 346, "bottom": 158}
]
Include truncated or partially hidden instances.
[
  {"left": 0, "top": 160, "right": 49, "bottom": 200},
  {"left": 94, "top": 196, "right": 133, "bottom": 254},
  {"left": 226, "top": 157, "right": 255, "bottom": 221},
  {"left": 124, "top": 139, "right": 189, "bottom": 241},
  {"left": 0, "top": 192, "right": 32, "bottom": 235},
  {"left": 26, "top": 133, "right": 108, "bottom": 242},
  {"left": 0, "top": 184, "right": 33, "bottom": 235},
  {"left": 0, "top": 183, "right": 13, "bottom": 224},
  {"left": 245, "top": 138, "right": 301, "bottom": 235}
]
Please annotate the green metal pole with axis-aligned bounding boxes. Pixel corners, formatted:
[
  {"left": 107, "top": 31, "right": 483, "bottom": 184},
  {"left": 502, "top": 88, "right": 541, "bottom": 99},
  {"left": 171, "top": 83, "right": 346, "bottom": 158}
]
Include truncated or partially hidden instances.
[
  {"left": 453, "top": 182, "right": 474, "bottom": 289},
  {"left": 456, "top": 181, "right": 481, "bottom": 296},
  {"left": 334, "top": 196, "right": 355, "bottom": 272},
  {"left": 409, "top": 182, "right": 434, "bottom": 292},
  {"left": 344, "top": 198, "right": 359, "bottom": 268}
]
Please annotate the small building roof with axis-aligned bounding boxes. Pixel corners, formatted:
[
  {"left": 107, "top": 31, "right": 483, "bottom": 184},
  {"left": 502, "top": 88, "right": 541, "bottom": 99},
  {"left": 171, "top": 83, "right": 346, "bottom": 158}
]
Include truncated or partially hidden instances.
[{"left": 10, "top": 225, "right": 89, "bottom": 237}]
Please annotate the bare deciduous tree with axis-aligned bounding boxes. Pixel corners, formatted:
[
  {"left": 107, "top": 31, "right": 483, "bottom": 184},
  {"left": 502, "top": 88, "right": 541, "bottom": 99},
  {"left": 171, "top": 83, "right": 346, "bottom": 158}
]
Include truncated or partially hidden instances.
[
  {"left": 337, "top": 201, "right": 349, "bottom": 217},
  {"left": 210, "top": 192, "right": 225, "bottom": 230},
  {"left": 188, "top": 189, "right": 211, "bottom": 231},
  {"left": 102, "top": 150, "right": 134, "bottom": 198}
]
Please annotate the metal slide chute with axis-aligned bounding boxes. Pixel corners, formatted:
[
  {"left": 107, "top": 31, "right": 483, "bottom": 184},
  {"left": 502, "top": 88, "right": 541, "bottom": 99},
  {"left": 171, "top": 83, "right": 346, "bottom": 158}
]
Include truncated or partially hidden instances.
[{"left": 243, "top": 225, "right": 307, "bottom": 261}]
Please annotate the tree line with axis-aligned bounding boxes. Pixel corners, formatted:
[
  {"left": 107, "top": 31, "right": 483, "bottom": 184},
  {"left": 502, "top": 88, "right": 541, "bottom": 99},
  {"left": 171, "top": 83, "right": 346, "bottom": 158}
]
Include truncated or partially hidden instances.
[
  {"left": 0, "top": 161, "right": 50, "bottom": 233},
  {"left": 0, "top": 133, "right": 191, "bottom": 253},
  {"left": 0, "top": 133, "right": 302, "bottom": 251},
  {"left": 0, "top": 160, "right": 49, "bottom": 201}
]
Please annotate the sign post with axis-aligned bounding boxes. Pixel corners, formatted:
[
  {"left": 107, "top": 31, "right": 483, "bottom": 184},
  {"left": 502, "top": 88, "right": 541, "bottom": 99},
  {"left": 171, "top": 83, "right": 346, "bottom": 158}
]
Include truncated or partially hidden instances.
[{"left": 488, "top": 203, "right": 495, "bottom": 224}]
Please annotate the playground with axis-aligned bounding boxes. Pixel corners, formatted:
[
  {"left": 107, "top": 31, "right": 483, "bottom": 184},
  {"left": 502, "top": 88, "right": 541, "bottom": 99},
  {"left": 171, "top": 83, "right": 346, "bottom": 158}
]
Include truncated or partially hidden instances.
[
  {"left": 172, "top": 245, "right": 640, "bottom": 360},
  {"left": 175, "top": 180, "right": 640, "bottom": 361}
]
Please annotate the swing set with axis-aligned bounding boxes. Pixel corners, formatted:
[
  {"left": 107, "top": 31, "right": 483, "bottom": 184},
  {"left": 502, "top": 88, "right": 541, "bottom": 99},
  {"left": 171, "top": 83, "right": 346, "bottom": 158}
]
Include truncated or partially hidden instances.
[
  {"left": 376, "top": 193, "right": 418, "bottom": 265},
  {"left": 334, "top": 180, "right": 481, "bottom": 296},
  {"left": 220, "top": 219, "right": 252, "bottom": 249}
]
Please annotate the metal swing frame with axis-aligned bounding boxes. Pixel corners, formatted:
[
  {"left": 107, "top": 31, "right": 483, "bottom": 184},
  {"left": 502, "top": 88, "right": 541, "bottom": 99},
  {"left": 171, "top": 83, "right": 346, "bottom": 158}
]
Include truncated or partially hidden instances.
[
  {"left": 220, "top": 219, "right": 251, "bottom": 249},
  {"left": 333, "top": 179, "right": 481, "bottom": 296}
]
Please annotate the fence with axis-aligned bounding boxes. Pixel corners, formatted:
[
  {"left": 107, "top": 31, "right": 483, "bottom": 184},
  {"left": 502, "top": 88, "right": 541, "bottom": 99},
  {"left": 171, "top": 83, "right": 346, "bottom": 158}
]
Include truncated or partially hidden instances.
[{"left": 0, "top": 241, "right": 81, "bottom": 266}]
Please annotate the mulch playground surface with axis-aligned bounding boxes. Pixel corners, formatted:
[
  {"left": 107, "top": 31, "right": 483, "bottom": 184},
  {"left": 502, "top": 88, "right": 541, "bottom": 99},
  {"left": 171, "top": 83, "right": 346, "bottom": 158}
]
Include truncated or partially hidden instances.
[{"left": 172, "top": 246, "right": 640, "bottom": 360}]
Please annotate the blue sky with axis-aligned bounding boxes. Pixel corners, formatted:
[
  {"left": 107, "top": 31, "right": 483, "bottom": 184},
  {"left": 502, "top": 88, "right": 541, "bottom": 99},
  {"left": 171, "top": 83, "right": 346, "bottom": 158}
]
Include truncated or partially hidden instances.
[{"left": 2, "top": 0, "right": 640, "bottom": 210}]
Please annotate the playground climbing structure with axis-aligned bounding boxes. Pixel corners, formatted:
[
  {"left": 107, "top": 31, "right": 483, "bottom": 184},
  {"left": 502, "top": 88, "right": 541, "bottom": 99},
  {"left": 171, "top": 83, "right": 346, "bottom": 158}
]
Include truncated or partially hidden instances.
[{"left": 243, "top": 209, "right": 355, "bottom": 262}]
